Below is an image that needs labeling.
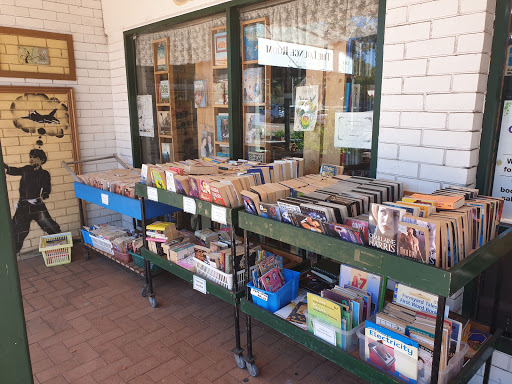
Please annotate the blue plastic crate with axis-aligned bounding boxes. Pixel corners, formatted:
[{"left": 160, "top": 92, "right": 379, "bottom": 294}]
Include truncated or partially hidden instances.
[
  {"left": 248, "top": 269, "right": 300, "bottom": 312},
  {"left": 81, "top": 229, "right": 93, "bottom": 246}
]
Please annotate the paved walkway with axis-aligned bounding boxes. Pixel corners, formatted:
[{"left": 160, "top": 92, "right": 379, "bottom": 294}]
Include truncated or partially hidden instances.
[{"left": 20, "top": 245, "right": 364, "bottom": 383}]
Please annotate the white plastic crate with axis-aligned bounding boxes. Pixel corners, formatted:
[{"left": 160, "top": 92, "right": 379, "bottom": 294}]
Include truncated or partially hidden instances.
[
  {"left": 194, "top": 257, "right": 256, "bottom": 291},
  {"left": 39, "top": 232, "right": 73, "bottom": 267},
  {"left": 89, "top": 234, "right": 114, "bottom": 255}
]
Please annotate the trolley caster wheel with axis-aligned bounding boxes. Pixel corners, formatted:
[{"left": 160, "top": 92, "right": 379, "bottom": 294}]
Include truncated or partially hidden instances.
[
  {"left": 149, "top": 296, "right": 158, "bottom": 308},
  {"left": 234, "top": 354, "right": 246, "bottom": 369},
  {"left": 141, "top": 286, "right": 148, "bottom": 297},
  {"left": 247, "top": 362, "right": 259, "bottom": 377}
]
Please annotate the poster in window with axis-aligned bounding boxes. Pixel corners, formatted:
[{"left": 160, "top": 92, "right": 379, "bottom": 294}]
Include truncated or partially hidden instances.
[
  {"left": 137, "top": 95, "right": 154, "bottom": 137},
  {"left": 0, "top": 86, "right": 80, "bottom": 255},
  {"left": 214, "top": 32, "right": 227, "bottom": 66},
  {"left": 333, "top": 111, "right": 373, "bottom": 149},
  {"left": 293, "top": 86, "right": 319, "bottom": 132}
]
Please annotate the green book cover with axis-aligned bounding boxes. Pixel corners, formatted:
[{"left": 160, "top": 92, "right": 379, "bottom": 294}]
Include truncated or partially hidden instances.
[{"left": 307, "top": 293, "right": 343, "bottom": 348}]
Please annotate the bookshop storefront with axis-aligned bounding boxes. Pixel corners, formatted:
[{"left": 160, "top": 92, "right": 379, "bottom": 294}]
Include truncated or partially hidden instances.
[{"left": 121, "top": 0, "right": 382, "bottom": 177}]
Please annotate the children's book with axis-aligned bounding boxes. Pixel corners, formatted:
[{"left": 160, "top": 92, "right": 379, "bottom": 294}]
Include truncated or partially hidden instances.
[
  {"left": 260, "top": 266, "right": 284, "bottom": 293},
  {"left": 243, "top": 67, "right": 264, "bottom": 103},
  {"left": 365, "top": 320, "right": 419, "bottom": 383},
  {"left": 243, "top": 23, "right": 265, "bottom": 61}
]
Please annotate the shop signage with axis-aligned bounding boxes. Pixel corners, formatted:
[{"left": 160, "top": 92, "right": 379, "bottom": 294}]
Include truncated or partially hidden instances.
[
  {"left": 258, "top": 38, "right": 333, "bottom": 72},
  {"left": 492, "top": 100, "right": 512, "bottom": 222}
]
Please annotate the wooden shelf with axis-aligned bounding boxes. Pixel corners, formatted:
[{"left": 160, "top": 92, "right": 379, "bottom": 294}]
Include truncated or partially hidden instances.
[
  {"left": 158, "top": 134, "right": 173, "bottom": 139},
  {"left": 212, "top": 65, "right": 228, "bottom": 70},
  {"left": 244, "top": 103, "right": 267, "bottom": 107},
  {"left": 156, "top": 103, "right": 170, "bottom": 107},
  {"left": 215, "top": 141, "right": 229, "bottom": 145},
  {"left": 154, "top": 71, "right": 168, "bottom": 75},
  {"left": 213, "top": 104, "right": 229, "bottom": 108},
  {"left": 242, "top": 60, "right": 259, "bottom": 65}
]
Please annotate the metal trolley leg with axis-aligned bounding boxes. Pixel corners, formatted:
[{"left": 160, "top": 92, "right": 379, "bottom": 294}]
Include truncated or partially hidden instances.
[
  {"left": 431, "top": 296, "right": 446, "bottom": 384},
  {"left": 78, "top": 198, "right": 90, "bottom": 260},
  {"left": 243, "top": 229, "right": 258, "bottom": 377},
  {"left": 231, "top": 225, "right": 245, "bottom": 369},
  {"left": 140, "top": 197, "right": 157, "bottom": 308}
]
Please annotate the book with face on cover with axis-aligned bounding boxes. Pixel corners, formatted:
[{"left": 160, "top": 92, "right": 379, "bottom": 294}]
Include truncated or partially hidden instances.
[
  {"left": 397, "top": 223, "right": 429, "bottom": 263},
  {"left": 260, "top": 266, "right": 284, "bottom": 293},
  {"left": 368, "top": 204, "right": 407, "bottom": 254}
]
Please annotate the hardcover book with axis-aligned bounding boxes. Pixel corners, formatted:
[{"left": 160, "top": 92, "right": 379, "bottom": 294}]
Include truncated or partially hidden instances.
[
  {"left": 243, "top": 67, "right": 264, "bottom": 103},
  {"left": 244, "top": 23, "right": 265, "bottom": 61},
  {"left": 368, "top": 204, "right": 406, "bottom": 253},
  {"left": 365, "top": 320, "right": 419, "bottom": 383}
]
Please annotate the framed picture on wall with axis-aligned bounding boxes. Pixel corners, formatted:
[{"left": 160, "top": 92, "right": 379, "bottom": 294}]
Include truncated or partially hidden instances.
[
  {"left": 0, "top": 86, "right": 80, "bottom": 254},
  {"left": 213, "top": 31, "right": 227, "bottom": 66}
]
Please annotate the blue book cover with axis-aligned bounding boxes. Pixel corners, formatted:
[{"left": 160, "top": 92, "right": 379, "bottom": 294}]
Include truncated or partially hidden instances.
[
  {"left": 216, "top": 113, "right": 229, "bottom": 142},
  {"left": 339, "top": 264, "right": 382, "bottom": 316},
  {"left": 365, "top": 320, "right": 418, "bottom": 383},
  {"left": 244, "top": 24, "right": 265, "bottom": 61}
]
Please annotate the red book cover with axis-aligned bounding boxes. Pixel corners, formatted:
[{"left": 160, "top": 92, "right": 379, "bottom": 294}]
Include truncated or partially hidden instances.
[
  {"left": 260, "top": 266, "right": 284, "bottom": 293},
  {"left": 199, "top": 177, "right": 212, "bottom": 202},
  {"left": 211, "top": 185, "right": 226, "bottom": 206}
]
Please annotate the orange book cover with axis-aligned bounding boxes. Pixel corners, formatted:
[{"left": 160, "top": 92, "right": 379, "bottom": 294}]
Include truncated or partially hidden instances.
[{"left": 408, "top": 193, "right": 463, "bottom": 209}]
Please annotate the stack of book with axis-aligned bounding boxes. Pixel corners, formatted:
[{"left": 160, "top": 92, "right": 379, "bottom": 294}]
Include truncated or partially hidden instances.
[
  {"left": 367, "top": 186, "right": 504, "bottom": 269},
  {"left": 146, "top": 222, "right": 179, "bottom": 256},
  {"left": 366, "top": 283, "right": 468, "bottom": 383},
  {"left": 77, "top": 168, "right": 142, "bottom": 198},
  {"left": 251, "top": 253, "right": 286, "bottom": 293}
]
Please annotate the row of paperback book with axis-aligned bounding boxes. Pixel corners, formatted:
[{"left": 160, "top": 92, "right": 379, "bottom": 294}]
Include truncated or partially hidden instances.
[{"left": 140, "top": 157, "right": 305, "bottom": 207}]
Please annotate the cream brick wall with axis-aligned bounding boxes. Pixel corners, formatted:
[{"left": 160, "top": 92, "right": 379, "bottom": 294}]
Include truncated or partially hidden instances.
[
  {"left": 0, "top": 0, "right": 122, "bottom": 252},
  {"left": 377, "top": 0, "right": 495, "bottom": 192}
]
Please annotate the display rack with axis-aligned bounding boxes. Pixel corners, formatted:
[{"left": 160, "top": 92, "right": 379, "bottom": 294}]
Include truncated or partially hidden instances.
[
  {"left": 211, "top": 25, "right": 230, "bottom": 159},
  {"left": 63, "top": 155, "right": 177, "bottom": 270},
  {"left": 153, "top": 38, "right": 178, "bottom": 162},
  {"left": 239, "top": 211, "right": 512, "bottom": 382},
  {"left": 241, "top": 17, "right": 271, "bottom": 162},
  {"left": 135, "top": 182, "right": 249, "bottom": 368}
]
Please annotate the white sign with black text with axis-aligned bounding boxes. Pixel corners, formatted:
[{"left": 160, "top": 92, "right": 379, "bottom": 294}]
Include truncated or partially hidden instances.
[{"left": 258, "top": 38, "right": 333, "bottom": 72}]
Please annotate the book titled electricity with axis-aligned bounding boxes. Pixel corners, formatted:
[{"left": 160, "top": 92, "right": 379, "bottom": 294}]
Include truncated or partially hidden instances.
[{"left": 365, "top": 320, "right": 419, "bottom": 383}]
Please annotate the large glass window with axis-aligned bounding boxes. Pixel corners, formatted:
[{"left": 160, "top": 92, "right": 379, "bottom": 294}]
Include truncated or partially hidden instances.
[
  {"left": 240, "top": 0, "right": 379, "bottom": 175},
  {"left": 134, "top": 15, "right": 229, "bottom": 164}
]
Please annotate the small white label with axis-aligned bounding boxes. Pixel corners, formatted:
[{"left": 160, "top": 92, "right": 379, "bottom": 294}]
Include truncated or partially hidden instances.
[
  {"left": 183, "top": 197, "right": 196, "bottom": 214},
  {"left": 313, "top": 320, "right": 337, "bottom": 346},
  {"left": 211, "top": 205, "right": 227, "bottom": 224},
  {"left": 251, "top": 288, "right": 268, "bottom": 302},
  {"left": 165, "top": 171, "right": 176, "bottom": 192},
  {"left": 147, "top": 187, "right": 158, "bottom": 202},
  {"left": 193, "top": 275, "right": 207, "bottom": 294},
  {"left": 101, "top": 193, "right": 109, "bottom": 205}
]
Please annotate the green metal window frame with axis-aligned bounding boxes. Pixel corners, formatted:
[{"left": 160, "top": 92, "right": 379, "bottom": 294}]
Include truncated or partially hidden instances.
[
  {"left": 476, "top": 0, "right": 511, "bottom": 195},
  {"left": 123, "top": 0, "right": 386, "bottom": 173}
]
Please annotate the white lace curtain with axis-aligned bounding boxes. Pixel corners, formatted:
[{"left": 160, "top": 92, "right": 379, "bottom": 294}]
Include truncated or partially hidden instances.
[{"left": 134, "top": 0, "right": 378, "bottom": 67}]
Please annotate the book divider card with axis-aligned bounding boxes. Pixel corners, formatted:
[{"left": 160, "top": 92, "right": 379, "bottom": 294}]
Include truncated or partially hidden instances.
[
  {"left": 135, "top": 183, "right": 249, "bottom": 367},
  {"left": 241, "top": 17, "right": 271, "bottom": 163},
  {"left": 152, "top": 38, "right": 178, "bottom": 163},
  {"left": 239, "top": 210, "right": 512, "bottom": 381},
  {"left": 211, "top": 25, "right": 230, "bottom": 159}
]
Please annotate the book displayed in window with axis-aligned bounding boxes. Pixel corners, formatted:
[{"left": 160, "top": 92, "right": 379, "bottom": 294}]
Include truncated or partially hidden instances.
[
  {"left": 161, "top": 142, "right": 172, "bottom": 163},
  {"left": 159, "top": 80, "right": 170, "bottom": 103},
  {"left": 157, "top": 110, "right": 171, "bottom": 135},
  {"left": 194, "top": 79, "right": 207, "bottom": 108},
  {"left": 294, "top": 85, "right": 319, "bottom": 132},
  {"left": 200, "top": 131, "right": 214, "bottom": 158},
  {"left": 216, "top": 113, "right": 229, "bottom": 142},
  {"left": 243, "top": 67, "right": 264, "bottom": 103},
  {"left": 243, "top": 23, "right": 265, "bottom": 61},
  {"left": 213, "top": 31, "right": 227, "bottom": 66},
  {"left": 245, "top": 112, "right": 265, "bottom": 144},
  {"left": 156, "top": 42, "right": 167, "bottom": 71}
]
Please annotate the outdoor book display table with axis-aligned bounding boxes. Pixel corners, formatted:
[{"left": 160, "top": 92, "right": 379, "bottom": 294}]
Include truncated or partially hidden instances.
[
  {"left": 135, "top": 182, "right": 249, "bottom": 368},
  {"left": 239, "top": 211, "right": 512, "bottom": 383},
  {"left": 64, "top": 155, "right": 177, "bottom": 277}
]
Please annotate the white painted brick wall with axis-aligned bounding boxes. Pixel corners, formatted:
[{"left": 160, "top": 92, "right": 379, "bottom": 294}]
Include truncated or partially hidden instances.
[
  {"left": 378, "top": 0, "right": 494, "bottom": 191},
  {"left": 0, "top": 0, "right": 122, "bottom": 234}
]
